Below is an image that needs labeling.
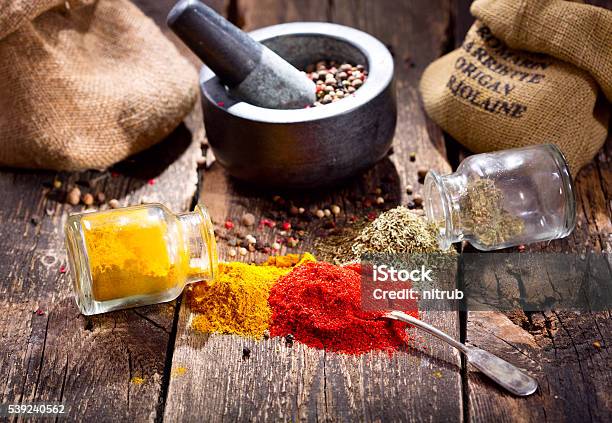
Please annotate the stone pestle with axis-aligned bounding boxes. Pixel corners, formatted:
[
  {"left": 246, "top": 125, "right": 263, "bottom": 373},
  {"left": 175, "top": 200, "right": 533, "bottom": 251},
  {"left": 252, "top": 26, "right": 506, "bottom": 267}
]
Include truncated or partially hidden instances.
[{"left": 167, "top": 0, "right": 316, "bottom": 109}]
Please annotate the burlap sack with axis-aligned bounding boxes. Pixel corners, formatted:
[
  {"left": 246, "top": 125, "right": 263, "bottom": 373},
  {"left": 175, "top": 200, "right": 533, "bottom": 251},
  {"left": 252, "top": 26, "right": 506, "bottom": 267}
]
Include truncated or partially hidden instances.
[
  {"left": 420, "top": 0, "right": 611, "bottom": 174},
  {"left": 0, "top": 0, "right": 198, "bottom": 171}
]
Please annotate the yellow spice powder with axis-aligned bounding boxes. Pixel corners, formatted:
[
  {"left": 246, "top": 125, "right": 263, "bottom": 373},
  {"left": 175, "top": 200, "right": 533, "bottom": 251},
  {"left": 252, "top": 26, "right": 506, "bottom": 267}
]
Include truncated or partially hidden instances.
[
  {"left": 188, "top": 253, "right": 315, "bottom": 339},
  {"left": 81, "top": 208, "right": 188, "bottom": 302}
]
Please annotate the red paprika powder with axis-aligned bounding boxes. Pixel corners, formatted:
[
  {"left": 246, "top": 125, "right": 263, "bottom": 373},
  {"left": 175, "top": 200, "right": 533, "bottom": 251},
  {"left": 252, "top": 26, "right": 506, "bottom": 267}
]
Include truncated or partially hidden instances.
[{"left": 268, "top": 261, "right": 418, "bottom": 354}]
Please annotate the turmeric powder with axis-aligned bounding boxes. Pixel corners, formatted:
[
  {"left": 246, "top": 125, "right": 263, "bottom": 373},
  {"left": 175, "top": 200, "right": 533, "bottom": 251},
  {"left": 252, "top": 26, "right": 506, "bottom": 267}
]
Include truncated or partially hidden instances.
[
  {"left": 81, "top": 208, "right": 189, "bottom": 302},
  {"left": 188, "top": 253, "right": 315, "bottom": 338}
]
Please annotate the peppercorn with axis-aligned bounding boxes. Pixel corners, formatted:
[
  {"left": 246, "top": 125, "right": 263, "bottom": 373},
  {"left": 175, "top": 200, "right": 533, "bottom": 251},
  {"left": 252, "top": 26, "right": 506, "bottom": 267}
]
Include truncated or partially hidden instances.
[
  {"left": 324, "top": 209, "right": 331, "bottom": 217},
  {"left": 83, "top": 193, "right": 94, "bottom": 206},
  {"left": 417, "top": 167, "right": 428, "bottom": 181},
  {"left": 67, "top": 187, "right": 81, "bottom": 206},
  {"left": 330, "top": 205, "right": 341, "bottom": 215},
  {"left": 242, "top": 346, "right": 251, "bottom": 360},
  {"left": 413, "top": 194, "right": 423, "bottom": 207},
  {"left": 306, "top": 61, "right": 367, "bottom": 106},
  {"left": 285, "top": 334, "right": 294, "bottom": 347},
  {"left": 315, "top": 209, "right": 325, "bottom": 219},
  {"left": 225, "top": 220, "right": 234, "bottom": 230},
  {"left": 241, "top": 213, "right": 256, "bottom": 227}
]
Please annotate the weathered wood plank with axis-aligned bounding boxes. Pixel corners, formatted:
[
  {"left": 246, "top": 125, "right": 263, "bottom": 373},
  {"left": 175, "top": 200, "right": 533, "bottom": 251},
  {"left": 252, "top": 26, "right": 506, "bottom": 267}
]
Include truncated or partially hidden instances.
[
  {"left": 164, "top": 1, "right": 462, "bottom": 421},
  {"left": 0, "top": 106, "right": 203, "bottom": 420}
]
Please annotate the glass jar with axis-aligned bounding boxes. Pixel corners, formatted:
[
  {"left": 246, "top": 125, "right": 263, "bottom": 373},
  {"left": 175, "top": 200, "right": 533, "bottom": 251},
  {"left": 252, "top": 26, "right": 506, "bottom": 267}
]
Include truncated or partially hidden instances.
[
  {"left": 65, "top": 203, "right": 218, "bottom": 315},
  {"left": 424, "top": 144, "right": 576, "bottom": 251}
]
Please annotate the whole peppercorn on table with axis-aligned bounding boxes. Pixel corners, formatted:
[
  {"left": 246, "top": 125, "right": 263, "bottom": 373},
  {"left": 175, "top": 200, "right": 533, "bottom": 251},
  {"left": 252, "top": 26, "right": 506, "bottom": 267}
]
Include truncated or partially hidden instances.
[{"left": 0, "top": 1, "right": 611, "bottom": 422}]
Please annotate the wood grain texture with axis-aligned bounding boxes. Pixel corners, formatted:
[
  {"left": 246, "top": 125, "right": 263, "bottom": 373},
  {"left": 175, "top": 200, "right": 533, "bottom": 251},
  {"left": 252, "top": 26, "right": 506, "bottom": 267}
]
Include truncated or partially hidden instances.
[
  {"left": 132, "top": 0, "right": 231, "bottom": 68},
  {"left": 452, "top": 1, "right": 612, "bottom": 421},
  {"left": 163, "top": 1, "right": 462, "bottom": 422},
  {"left": 0, "top": 104, "right": 204, "bottom": 421},
  {"left": 464, "top": 137, "right": 612, "bottom": 423}
]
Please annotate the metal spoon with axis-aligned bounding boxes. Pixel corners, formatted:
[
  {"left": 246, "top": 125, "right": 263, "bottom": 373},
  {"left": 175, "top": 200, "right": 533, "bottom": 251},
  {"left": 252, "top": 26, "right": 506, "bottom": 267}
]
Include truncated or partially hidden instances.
[{"left": 386, "top": 310, "right": 538, "bottom": 396}]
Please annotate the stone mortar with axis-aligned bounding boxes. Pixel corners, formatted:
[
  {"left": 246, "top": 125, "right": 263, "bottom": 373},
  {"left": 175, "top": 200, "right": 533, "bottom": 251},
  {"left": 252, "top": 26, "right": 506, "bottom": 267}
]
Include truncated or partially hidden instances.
[{"left": 200, "top": 22, "right": 396, "bottom": 188}]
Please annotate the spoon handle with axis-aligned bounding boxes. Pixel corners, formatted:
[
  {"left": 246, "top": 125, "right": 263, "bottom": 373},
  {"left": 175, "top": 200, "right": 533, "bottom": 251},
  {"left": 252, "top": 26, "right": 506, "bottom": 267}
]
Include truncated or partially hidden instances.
[
  {"left": 387, "top": 310, "right": 467, "bottom": 353},
  {"left": 386, "top": 310, "right": 538, "bottom": 396}
]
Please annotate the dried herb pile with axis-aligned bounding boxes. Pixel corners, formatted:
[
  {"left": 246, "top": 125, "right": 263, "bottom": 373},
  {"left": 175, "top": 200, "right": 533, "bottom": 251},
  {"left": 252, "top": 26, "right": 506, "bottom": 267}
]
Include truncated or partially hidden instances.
[
  {"left": 316, "top": 206, "right": 445, "bottom": 263},
  {"left": 352, "top": 206, "right": 442, "bottom": 257},
  {"left": 456, "top": 179, "right": 524, "bottom": 246}
]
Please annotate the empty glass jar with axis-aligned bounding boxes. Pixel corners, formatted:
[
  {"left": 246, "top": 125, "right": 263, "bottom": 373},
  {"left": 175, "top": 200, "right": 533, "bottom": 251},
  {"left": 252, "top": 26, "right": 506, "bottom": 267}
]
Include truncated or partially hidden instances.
[
  {"left": 65, "top": 203, "right": 218, "bottom": 315},
  {"left": 424, "top": 144, "right": 576, "bottom": 251}
]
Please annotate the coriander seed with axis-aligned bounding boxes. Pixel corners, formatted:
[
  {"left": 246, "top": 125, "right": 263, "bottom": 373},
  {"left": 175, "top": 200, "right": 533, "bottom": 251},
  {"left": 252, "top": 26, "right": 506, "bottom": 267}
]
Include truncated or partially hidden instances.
[{"left": 67, "top": 187, "right": 81, "bottom": 206}]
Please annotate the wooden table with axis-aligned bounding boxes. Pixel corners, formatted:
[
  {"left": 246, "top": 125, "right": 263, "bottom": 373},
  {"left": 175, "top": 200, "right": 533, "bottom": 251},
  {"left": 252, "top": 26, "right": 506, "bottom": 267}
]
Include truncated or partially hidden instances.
[{"left": 1, "top": 1, "right": 610, "bottom": 421}]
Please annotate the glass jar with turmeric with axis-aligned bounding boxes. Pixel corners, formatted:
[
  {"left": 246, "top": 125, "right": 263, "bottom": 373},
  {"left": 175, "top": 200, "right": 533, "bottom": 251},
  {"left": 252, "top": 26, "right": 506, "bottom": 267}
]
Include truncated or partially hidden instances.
[{"left": 65, "top": 204, "right": 218, "bottom": 315}]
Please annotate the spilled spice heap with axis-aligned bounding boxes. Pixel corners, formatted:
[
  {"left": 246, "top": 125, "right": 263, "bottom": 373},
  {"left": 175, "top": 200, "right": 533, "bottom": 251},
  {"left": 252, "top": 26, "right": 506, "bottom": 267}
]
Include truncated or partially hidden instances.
[
  {"left": 269, "top": 262, "right": 417, "bottom": 354},
  {"left": 352, "top": 206, "right": 442, "bottom": 257},
  {"left": 456, "top": 179, "right": 525, "bottom": 246},
  {"left": 188, "top": 253, "right": 315, "bottom": 339},
  {"left": 316, "top": 206, "right": 446, "bottom": 264}
]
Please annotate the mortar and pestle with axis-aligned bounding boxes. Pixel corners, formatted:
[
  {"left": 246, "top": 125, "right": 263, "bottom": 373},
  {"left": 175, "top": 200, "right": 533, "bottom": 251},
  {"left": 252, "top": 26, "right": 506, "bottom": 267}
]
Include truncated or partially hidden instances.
[{"left": 168, "top": 0, "right": 396, "bottom": 188}]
